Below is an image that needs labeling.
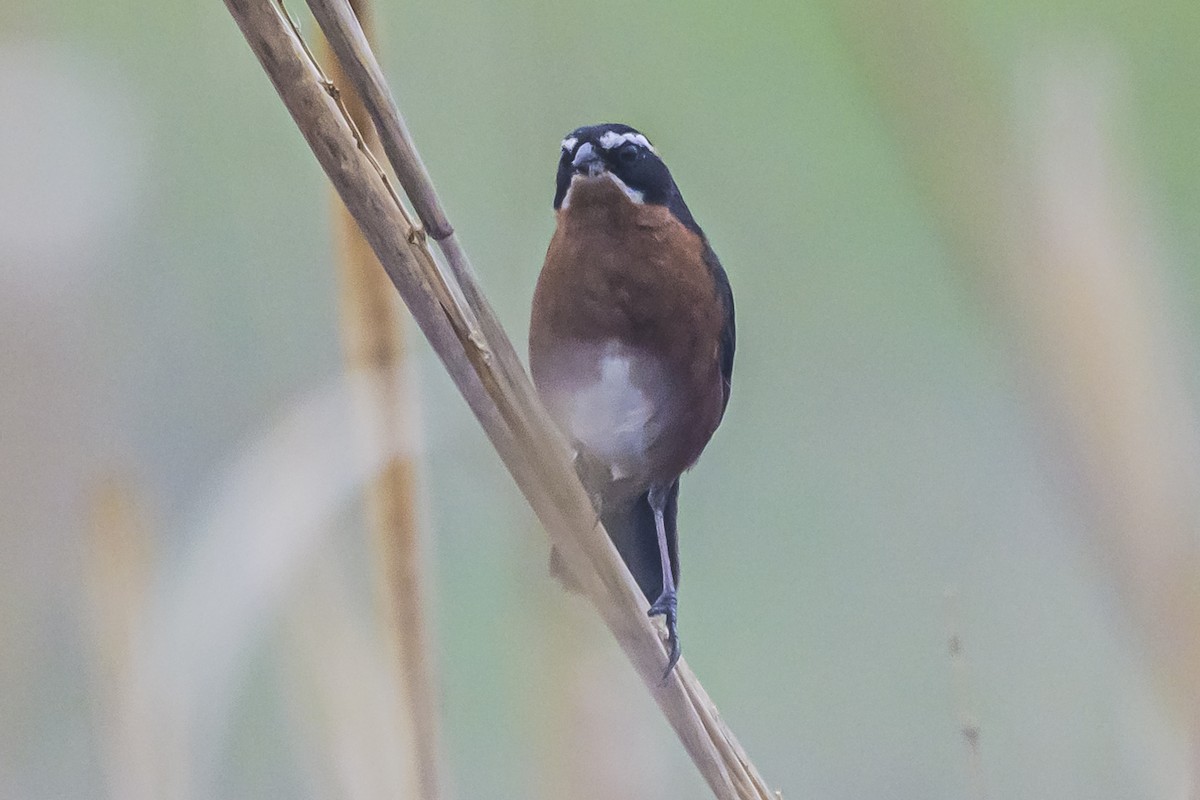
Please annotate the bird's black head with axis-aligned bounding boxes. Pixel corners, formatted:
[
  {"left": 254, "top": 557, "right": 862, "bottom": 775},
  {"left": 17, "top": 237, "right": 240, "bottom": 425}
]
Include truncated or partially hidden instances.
[{"left": 553, "top": 123, "right": 700, "bottom": 233}]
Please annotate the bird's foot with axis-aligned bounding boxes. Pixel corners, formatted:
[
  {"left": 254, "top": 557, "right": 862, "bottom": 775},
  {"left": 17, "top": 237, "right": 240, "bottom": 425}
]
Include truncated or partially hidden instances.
[{"left": 648, "top": 590, "right": 680, "bottom": 680}]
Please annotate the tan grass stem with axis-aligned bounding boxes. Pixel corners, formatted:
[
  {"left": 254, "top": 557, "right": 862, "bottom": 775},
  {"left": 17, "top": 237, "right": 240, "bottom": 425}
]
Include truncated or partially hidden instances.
[
  {"left": 319, "top": 2, "right": 444, "bottom": 797},
  {"left": 220, "top": 1, "right": 778, "bottom": 796},
  {"left": 86, "top": 477, "right": 189, "bottom": 800}
]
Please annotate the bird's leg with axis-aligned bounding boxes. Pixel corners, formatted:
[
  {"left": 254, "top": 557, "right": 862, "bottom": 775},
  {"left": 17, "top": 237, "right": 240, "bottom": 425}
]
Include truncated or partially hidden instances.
[{"left": 646, "top": 484, "right": 680, "bottom": 677}]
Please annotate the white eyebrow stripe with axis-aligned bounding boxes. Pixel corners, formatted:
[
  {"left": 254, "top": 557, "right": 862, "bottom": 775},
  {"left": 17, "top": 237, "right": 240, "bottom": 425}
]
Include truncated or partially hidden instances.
[
  {"left": 597, "top": 131, "right": 655, "bottom": 153},
  {"left": 560, "top": 136, "right": 578, "bottom": 152}
]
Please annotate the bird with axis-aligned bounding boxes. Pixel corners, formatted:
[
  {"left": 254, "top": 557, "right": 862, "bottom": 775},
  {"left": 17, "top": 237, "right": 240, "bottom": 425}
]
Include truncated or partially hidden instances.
[{"left": 528, "top": 123, "right": 735, "bottom": 675}]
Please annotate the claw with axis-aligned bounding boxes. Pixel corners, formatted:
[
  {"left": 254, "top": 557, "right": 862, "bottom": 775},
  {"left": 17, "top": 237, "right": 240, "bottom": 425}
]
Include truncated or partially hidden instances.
[{"left": 648, "top": 590, "right": 680, "bottom": 680}]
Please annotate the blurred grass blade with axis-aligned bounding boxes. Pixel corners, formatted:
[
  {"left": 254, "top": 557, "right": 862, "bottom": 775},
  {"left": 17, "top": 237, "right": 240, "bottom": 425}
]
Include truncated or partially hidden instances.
[
  {"left": 86, "top": 477, "right": 190, "bottom": 800},
  {"left": 282, "top": 551, "right": 412, "bottom": 800},
  {"left": 828, "top": 0, "right": 1200, "bottom": 781},
  {"left": 1021, "top": 51, "right": 1200, "bottom": 750},
  {"left": 150, "top": 371, "right": 417, "bottom": 784}
]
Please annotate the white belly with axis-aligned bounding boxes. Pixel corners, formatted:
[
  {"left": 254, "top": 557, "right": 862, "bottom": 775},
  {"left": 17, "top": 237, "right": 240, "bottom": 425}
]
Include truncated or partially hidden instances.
[{"left": 537, "top": 340, "right": 666, "bottom": 482}]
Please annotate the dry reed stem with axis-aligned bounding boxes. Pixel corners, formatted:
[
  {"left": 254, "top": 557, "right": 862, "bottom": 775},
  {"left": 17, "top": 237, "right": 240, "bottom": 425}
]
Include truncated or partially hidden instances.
[
  {"left": 220, "top": 1, "right": 777, "bottom": 797},
  {"left": 86, "top": 477, "right": 189, "bottom": 800},
  {"left": 303, "top": 0, "right": 529, "bottom": 398},
  {"left": 319, "top": 2, "right": 444, "bottom": 797}
]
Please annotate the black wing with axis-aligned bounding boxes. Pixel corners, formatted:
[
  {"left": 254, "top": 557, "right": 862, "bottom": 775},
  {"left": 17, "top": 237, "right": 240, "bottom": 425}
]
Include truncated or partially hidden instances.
[
  {"left": 665, "top": 182, "right": 735, "bottom": 412},
  {"left": 702, "top": 242, "right": 735, "bottom": 412}
]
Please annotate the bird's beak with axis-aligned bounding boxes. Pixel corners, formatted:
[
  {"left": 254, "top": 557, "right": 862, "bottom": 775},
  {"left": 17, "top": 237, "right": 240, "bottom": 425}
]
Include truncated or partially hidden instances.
[{"left": 571, "top": 142, "right": 605, "bottom": 177}]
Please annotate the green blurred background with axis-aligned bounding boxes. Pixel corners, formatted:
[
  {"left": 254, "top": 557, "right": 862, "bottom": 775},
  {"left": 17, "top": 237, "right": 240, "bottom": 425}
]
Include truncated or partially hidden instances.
[{"left": 3, "top": 0, "right": 1200, "bottom": 798}]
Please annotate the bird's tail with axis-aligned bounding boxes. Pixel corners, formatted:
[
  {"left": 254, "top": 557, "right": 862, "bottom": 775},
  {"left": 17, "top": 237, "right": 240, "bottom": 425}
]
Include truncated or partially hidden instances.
[{"left": 551, "top": 482, "right": 680, "bottom": 602}]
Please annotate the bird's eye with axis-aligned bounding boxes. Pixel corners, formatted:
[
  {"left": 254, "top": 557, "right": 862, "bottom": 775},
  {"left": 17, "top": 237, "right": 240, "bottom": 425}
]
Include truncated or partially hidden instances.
[{"left": 618, "top": 144, "right": 640, "bottom": 163}]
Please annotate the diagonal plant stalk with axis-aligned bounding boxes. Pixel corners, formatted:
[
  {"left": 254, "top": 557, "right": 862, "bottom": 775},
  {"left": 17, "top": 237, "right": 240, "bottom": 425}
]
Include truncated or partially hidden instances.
[
  {"left": 303, "top": 0, "right": 528, "bottom": 395},
  {"left": 319, "top": 2, "right": 445, "bottom": 797},
  {"left": 220, "top": 1, "right": 778, "bottom": 797}
]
